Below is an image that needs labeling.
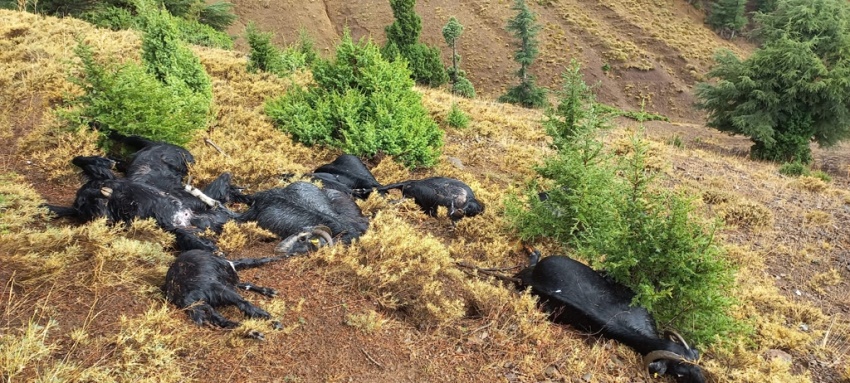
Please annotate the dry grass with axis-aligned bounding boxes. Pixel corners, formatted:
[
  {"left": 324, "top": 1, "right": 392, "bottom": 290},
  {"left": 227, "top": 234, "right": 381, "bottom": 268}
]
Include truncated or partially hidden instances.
[{"left": 1, "top": 8, "right": 848, "bottom": 383}]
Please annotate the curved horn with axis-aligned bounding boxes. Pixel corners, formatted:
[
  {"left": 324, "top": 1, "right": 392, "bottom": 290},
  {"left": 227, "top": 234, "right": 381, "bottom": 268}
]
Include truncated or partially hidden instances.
[
  {"left": 311, "top": 226, "right": 334, "bottom": 247},
  {"left": 664, "top": 330, "right": 691, "bottom": 351},
  {"left": 643, "top": 350, "right": 688, "bottom": 371}
]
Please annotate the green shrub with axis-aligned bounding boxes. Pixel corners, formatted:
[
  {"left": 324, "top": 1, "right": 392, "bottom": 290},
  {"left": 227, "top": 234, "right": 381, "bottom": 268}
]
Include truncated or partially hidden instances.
[
  {"left": 499, "top": 81, "right": 548, "bottom": 109},
  {"left": 383, "top": 0, "right": 448, "bottom": 87},
  {"left": 141, "top": 8, "right": 212, "bottom": 98},
  {"left": 173, "top": 16, "right": 234, "bottom": 49},
  {"left": 245, "top": 23, "right": 306, "bottom": 76},
  {"left": 265, "top": 32, "right": 443, "bottom": 168},
  {"left": 452, "top": 75, "right": 476, "bottom": 99},
  {"left": 197, "top": 2, "right": 236, "bottom": 31},
  {"left": 505, "top": 68, "right": 744, "bottom": 346},
  {"left": 811, "top": 170, "right": 832, "bottom": 183},
  {"left": 446, "top": 103, "right": 469, "bottom": 129},
  {"left": 778, "top": 161, "right": 809, "bottom": 177},
  {"left": 63, "top": 43, "right": 209, "bottom": 146},
  {"left": 81, "top": 4, "right": 138, "bottom": 31}
]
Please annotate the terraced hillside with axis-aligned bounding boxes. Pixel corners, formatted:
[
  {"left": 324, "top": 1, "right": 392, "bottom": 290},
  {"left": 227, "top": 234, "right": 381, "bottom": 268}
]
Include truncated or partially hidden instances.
[{"left": 1, "top": 5, "right": 849, "bottom": 383}]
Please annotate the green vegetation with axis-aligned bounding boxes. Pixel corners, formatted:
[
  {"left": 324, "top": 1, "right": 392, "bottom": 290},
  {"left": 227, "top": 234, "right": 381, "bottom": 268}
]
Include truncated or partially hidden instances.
[
  {"left": 707, "top": 0, "right": 747, "bottom": 39},
  {"left": 245, "top": 23, "right": 310, "bottom": 76},
  {"left": 696, "top": 0, "right": 850, "bottom": 164},
  {"left": 778, "top": 161, "right": 809, "bottom": 177},
  {"left": 778, "top": 161, "right": 833, "bottom": 182},
  {"left": 2, "top": 0, "right": 235, "bottom": 48},
  {"left": 499, "top": 0, "right": 547, "bottom": 109},
  {"left": 507, "top": 64, "right": 743, "bottom": 345},
  {"left": 446, "top": 102, "right": 470, "bottom": 129},
  {"left": 443, "top": 17, "right": 475, "bottom": 98},
  {"left": 62, "top": 9, "right": 212, "bottom": 146},
  {"left": 383, "top": 0, "right": 448, "bottom": 87},
  {"left": 265, "top": 32, "right": 443, "bottom": 168},
  {"left": 141, "top": 8, "right": 212, "bottom": 97},
  {"left": 543, "top": 60, "right": 602, "bottom": 146}
]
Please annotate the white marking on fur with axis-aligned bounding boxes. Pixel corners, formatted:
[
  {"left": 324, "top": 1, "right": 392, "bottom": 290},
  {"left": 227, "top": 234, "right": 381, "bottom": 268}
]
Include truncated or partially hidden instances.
[
  {"left": 227, "top": 260, "right": 237, "bottom": 273},
  {"left": 184, "top": 183, "right": 218, "bottom": 207},
  {"left": 172, "top": 209, "right": 193, "bottom": 227}
]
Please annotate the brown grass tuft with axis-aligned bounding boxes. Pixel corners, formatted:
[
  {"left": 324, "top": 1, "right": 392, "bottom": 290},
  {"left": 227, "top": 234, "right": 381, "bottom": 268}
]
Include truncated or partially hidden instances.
[
  {"left": 718, "top": 199, "right": 774, "bottom": 229},
  {"left": 792, "top": 176, "right": 829, "bottom": 193}
]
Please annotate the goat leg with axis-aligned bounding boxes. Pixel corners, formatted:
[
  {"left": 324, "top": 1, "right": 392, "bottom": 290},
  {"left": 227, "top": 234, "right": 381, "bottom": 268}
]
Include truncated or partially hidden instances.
[
  {"left": 230, "top": 256, "right": 285, "bottom": 271},
  {"left": 184, "top": 183, "right": 219, "bottom": 208},
  {"left": 237, "top": 282, "right": 278, "bottom": 297}
]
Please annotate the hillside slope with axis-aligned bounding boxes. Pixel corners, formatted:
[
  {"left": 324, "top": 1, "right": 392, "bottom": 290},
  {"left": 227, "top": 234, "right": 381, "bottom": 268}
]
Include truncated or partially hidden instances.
[
  {"left": 226, "top": 0, "right": 749, "bottom": 121},
  {"left": 1, "top": 8, "right": 849, "bottom": 383}
]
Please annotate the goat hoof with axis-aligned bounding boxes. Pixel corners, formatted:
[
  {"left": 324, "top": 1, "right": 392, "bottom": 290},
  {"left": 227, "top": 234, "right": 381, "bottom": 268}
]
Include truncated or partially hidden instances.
[
  {"left": 271, "top": 320, "right": 283, "bottom": 330},
  {"left": 245, "top": 329, "right": 265, "bottom": 341}
]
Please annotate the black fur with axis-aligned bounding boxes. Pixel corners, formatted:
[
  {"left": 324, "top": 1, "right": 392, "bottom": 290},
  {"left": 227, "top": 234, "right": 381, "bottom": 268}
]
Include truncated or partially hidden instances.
[
  {"left": 515, "top": 252, "right": 706, "bottom": 383},
  {"left": 312, "top": 154, "right": 382, "bottom": 199},
  {"left": 109, "top": 132, "right": 194, "bottom": 192},
  {"left": 238, "top": 182, "right": 368, "bottom": 244},
  {"left": 378, "top": 177, "right": 484, "bottom": 224},
  {"left": 164, "top": 231, "right": 324, "bottom": 328}
]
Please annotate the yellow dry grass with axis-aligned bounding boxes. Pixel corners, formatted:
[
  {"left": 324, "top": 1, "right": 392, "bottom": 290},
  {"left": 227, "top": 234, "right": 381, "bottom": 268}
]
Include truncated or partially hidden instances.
[{"left": 1, "top": 8, "right": 848, "bottom": 383}]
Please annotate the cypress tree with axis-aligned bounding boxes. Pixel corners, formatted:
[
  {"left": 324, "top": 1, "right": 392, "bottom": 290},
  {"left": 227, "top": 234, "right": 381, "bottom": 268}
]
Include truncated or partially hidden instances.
[{"left": 499, "top": 0, "right": 547, "bottom": 108}]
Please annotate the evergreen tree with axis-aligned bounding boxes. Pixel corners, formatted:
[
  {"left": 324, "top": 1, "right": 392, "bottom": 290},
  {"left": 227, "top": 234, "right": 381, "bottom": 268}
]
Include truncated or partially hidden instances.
[
  {"left": 696, "top": 0, "right": 850, "bottom": 164},
  {"left": 383, "top": 0, "right": 448, "bottom": 87},
  {"left": 266, "top": 32, "right": 444, "bottom": 168},
  {"left": 499, "top": 0, "right": 547, "bottom": 108},
  {"left": 442, "top": 17, "right": 475, "bottom": 98},
  {"left": 707, "top": 0, "right": 747, "bottom": 39}
]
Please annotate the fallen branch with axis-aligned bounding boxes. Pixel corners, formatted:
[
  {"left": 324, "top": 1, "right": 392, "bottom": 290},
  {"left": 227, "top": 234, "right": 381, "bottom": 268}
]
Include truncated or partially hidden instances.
[
  {"left": 360, "top": 348, "right": 384, "bottom": 369},
  {"left": 457, "top": 261, "right": 521, "bottom": 284},
  {"left": 204, "top": 138, "right": 229, "bottom": 157}
]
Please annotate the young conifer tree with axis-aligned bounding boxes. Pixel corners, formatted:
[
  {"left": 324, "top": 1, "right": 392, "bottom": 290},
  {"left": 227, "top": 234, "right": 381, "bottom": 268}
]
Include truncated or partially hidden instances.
[
  {"left": 499, "top": 0, "right": 547, "bottom": 108},
  {"left": 383, "top": 0, "right": 448, "bottom": 87}
]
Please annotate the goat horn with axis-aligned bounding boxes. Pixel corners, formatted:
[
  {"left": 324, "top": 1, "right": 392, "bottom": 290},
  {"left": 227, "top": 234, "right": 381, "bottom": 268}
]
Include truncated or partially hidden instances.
[
  {"left": 311, "top": 226, "right": 334, "bottom": 247},
  {"left": 100, "top": 187, "right": 113, "bottom": 198},
  {"left": 664, "top": 330, "right": 691, "bottom": 350},
  {"left": 643, "top": 350, "right": 688, "bottom": 371}
]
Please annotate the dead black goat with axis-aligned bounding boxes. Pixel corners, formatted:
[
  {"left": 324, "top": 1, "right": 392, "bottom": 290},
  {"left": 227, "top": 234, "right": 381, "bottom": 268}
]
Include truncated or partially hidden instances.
[
  {"left": 377, "top": 177, "right": 484, "bottom": 226},
  {"left": 514, "top": 249, "right": 706, "bottom": 383},
  {"left": 44, "top": 155, "right": 242, "bottom": 252},
  {"left": 238, "top": 181, "right": 369, "bottom": 245},
  {"left": 310, "top": 154, "right": 383, "bottom": 199},
  {"left": 163, "top": 227, "right": 333, "bottom": 333}
]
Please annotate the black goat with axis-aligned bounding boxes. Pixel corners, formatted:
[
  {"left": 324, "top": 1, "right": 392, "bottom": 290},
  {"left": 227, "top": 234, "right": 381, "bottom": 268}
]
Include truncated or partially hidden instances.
[
  {"left": 238, "top": 182, "right": 369, "bottom": 244},
  {"left": 163, "top": 227, "right": 332, "bottom": 331},
  {"left": 44, "top": 156, "right": 117, "bottom": 222},
  {"left": 515, "top": 250, "right": 706, "bottom": 383},
  {"left": 377, "top": 177, "right": 484, "bottom": 225},
  {"left": 109, "top": 132, "right": 194, "bottom": 192},
  {"left": 46, "top": 155, "right": 242, "bottom": 252},
  {"left": 311, "top": 154, "right": 382, "bottom": 199}
]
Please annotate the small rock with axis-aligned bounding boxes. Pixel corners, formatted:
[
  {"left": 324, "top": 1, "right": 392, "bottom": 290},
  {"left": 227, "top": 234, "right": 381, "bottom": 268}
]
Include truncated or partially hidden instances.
[
  {"left": 764, "top": 349, "right": 792, "bottom": 364},
  {"left": 795, "top": 289, "right": 802, "bottom": 296},
  {"left": 446, "top": 156, "right": 465, "bottom": 170},
  {"left": 582, "top": 373, "right": 593, "bottom": 382},
  {"left": 504, "top": 372, "right": 518, "bottom": 382},
  {"left": 799, "top": 323, "right": 809, "bottom": 332}
]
